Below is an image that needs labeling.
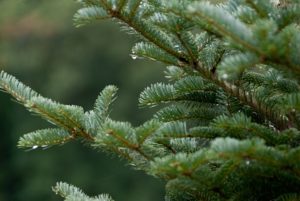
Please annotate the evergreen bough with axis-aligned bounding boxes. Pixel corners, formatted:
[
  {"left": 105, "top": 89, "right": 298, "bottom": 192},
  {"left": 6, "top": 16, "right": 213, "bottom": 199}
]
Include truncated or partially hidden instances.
[{"left": 1, "top": 0, "right": 300, "bottom": 200}]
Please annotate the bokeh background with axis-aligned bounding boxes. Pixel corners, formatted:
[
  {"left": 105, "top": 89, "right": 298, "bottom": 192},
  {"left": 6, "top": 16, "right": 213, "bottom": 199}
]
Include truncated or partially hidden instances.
[{"left": 0, "top": 0, "right": 165, "bottom": 200}]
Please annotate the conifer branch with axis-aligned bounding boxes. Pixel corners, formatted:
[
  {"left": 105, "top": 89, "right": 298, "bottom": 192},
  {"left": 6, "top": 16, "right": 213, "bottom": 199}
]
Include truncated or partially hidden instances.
[
  {"left": 53, "top": 182, "right": 115, "bottom": 201},
  {"left": 197, "top": 67, "right": 289, "bottom": 130},
  {"left": 28, "top": 97, "right": 95, "bottom": 141},
  {"left": 128, "top": 0, "right": 142, "bottom": 19},
  {"left": 105, "top": 129, "right": 151, "bottom": 160},
  {"left": 175, "top": 32, "right": 197, "bottom": 66},
  {"left": 18, "top": 129, "right": 74, "bottom": 148},
  {"left": 102, "top": 2, "right": 292, "bottom": 129},
  {"left": 3, "top": 1, "right": 300, "bottom": 200},
  {"left": 104, "top": 8, "right": 190, "bottom": 65},
  {"left": 0, "top": 71, "right": 39, "bottom": 104},
  {"left": 188, "top": 3, "right": 264, "bottom": 56},
  {"left": 73, "top": 1, "right": 289, "bottom": 128},
  {"left": 136, "top": 120, "right": 160, "bottom": 144}
]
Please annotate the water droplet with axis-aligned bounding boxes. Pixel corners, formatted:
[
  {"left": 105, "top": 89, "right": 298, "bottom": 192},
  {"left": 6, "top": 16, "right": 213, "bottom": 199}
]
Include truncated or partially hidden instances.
[
  {"left": 245, "top": 160, "right": 250, "bottom": 165},
  {"left": 32, "top": 145, "right": 38, "bottom": 150},
  {"left": 222, "top": 74, "right": 228, "bottom": 79},
  {"left": 174, "top": 45, "right": 180, "bottom": 51},
  {"left": 131, "top": 54, "right": 138, "bottom": 60}
]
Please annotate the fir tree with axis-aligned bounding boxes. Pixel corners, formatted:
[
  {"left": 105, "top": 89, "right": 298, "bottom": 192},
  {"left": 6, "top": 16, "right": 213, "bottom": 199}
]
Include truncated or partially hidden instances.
[{"left": 1, "top": 0, "right": 300, "bottom": 200}]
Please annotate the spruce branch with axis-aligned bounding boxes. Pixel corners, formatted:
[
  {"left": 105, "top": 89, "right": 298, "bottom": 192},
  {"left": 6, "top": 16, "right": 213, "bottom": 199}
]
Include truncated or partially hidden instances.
[
  {"left": 73, "top": 1, "right": 289, "bottom": 128},
  {"left": 128, "top": 0, "right": 143, "bottom": 19},
  {"left": 53, "top": 182, "right": 115, "bottom": 201},
  {"left": 74, "top": 1, "right": 190, "bottom": 65},
  {"left": 76, "top": 1, "right": 300, "bottom": 129},
  {"left": 117, "top": 15, "right": 189, "bottom": 64},
  {"left": 135, "top": 119, "right": 160, "bottom": 144},
  {"left": 209, "top": 73, "right": 289, "bottom": 130},
  {"left": 0, "top": 71, "right": 39, "bottom": 104},
  {"left": 3, "top": 1, "right": 300, "bottom": 200},
  {"left": 103, "top": 2, "right": 294, "bottom": 129},
  {"left": 74, "top": 6, "right": 110, "bottom": 27},
  {"left": 0, "top": 71, "right": 158, "bottom": 162},
  {"left": 187, "top": 2, "right": 263, "bottom": 55},
  {"left": 18, "top": 129, "right": 74, "bottom": 149},
  {"left": 97, "top": 119, "right": 152, "bottom": 160},
  {"left": 28, "top": 97, "right": 95, "bottom": 141},
  {"left": 150, "top": 137, "right": 300, "bottom": 200},
  {"left": 94, "top": 85, "right": 118, "bottom": 123}
]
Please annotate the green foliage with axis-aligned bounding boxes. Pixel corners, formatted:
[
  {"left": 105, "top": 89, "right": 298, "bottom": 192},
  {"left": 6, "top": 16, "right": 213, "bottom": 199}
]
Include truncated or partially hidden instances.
[
  {"left": 74, "top": 6, "right": 109, "bottom": 27},
  {"left": 18, "top": 129, "right": 72, "bottom": 148},
  {"left": 53, "top": 182, "right": 114, "bottom": 201},
  {"left": 0, "top": 71, "right": 39, "bottom": 104},
  {"left": 94, "top": 85, "right": 118, "bottom": 122},
  {"left": 1, "top": 0, "right": 300, "bottom": 200}
]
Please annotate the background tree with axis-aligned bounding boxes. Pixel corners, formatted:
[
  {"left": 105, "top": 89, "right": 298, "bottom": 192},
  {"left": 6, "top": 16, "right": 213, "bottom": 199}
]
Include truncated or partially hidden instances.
[{"left": 1, "top": 0, "right": 300, "bottom": 201}]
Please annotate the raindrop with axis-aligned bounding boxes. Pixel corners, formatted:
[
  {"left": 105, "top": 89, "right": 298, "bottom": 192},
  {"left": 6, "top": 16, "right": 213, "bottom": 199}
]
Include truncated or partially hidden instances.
[
  {"left": 131, "top": 54, "right": 138, "bottom": 60},
  {"left": 222, "top": 74, "right": 229, "bottom": 79},
  {"left": 174, "top": 45, "right": 180, "bottom": 51},
  {"left": 32, "top": 145, "right": 38, "bottom": 150}
]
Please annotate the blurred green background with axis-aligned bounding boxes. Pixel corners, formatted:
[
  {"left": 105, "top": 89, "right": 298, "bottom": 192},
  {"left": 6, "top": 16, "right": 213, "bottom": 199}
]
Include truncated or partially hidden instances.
[{"left": 0, "top": 0, "right": 165, "bottom": 200}]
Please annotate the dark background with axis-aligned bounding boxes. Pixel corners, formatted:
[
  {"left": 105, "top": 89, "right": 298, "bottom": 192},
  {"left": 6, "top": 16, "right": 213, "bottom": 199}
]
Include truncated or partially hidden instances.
[{"left": 0, "top": 0, "right": 165, "bottom": 200}]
